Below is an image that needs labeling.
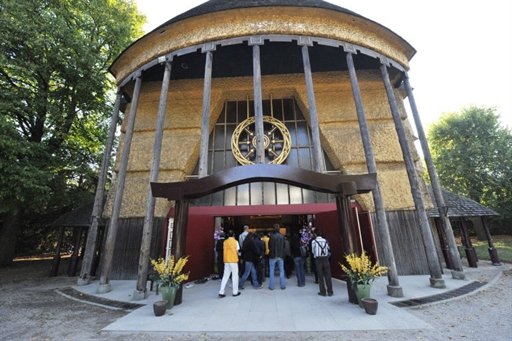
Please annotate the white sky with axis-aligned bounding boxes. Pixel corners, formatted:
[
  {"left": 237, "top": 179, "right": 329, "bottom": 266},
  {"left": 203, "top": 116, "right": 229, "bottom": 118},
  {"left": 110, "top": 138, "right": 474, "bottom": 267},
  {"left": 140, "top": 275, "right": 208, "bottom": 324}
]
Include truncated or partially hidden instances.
[{"left": 134, "top": 0, "right": 512, "bottom": 130}]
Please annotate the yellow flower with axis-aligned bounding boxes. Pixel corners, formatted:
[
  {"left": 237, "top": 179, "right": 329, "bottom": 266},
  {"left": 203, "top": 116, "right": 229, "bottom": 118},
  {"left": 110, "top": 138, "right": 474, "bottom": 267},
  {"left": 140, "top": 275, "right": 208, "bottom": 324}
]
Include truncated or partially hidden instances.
[
  {"left": 339, "top": 251, "right": 388, "bottom": 285},
  {"left": 151, "top": 255, "right": 190, "bottom": 287}
]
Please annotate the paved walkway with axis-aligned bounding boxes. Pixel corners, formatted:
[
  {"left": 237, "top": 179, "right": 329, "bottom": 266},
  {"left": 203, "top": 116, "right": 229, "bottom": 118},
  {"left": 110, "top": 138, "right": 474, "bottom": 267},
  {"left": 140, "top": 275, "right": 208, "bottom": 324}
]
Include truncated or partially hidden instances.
[{"left": 66, "top": 265, "right": 503, "bottom": 333}]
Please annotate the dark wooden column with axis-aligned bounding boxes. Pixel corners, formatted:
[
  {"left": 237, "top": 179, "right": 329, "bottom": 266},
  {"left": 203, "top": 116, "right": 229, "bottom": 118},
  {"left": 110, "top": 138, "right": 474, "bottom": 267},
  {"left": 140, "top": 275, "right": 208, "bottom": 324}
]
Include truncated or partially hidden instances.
[
  {"left": 402, "top": 72, "right": 465, "bottom": 279},
  {"left": 134, "top": 60, "right": 172, "bottom": 300},
  {"left": 198, "top": 46, "right": 215, "bottom": 177},
  {"left": 481, "top": 217, "right": 501, "bottom": 265},
  {"left": 433, "top": 218, "right": 455, "bottom": 269},
  {"left": 50, "top": 226, "right": 65, "bottom": 277},
  {"left": 171, "top": 199, "right": 190, "bottom": 305},
  {"left": 77, "top": 89, "right": 122, "bottom": 285},
  {"left": 67, "top": 226, "right": 83, "bottom": 276},
  {"left": 300, "top": 39, "right": 325, "bottom": 172},
  {"left": 380, "top": 63, "right": 445, "bottom": 288},
  {"left": 346, "top": 51, "right": 403, "bottom": 297},
  {"left": 98, "top": 73, "right": 142, "bottom": 294},
  {"left": 250, "top": 37, "right": 265, "bottom": 164},
  {"left": 336, "top": 193, "right": 358, "bottom": 304},
  {"left": 459, "top": 218, "right": 478, "bottom": 267}
]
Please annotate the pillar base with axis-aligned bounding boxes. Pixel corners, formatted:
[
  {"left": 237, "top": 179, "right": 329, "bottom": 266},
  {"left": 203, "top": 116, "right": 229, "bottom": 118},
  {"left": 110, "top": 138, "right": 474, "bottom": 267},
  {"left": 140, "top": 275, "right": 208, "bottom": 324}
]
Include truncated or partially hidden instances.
[
  {"left": 132, "top": 289, "right": 146, "bottom": 301},
  {"left": 451, "top": 270, "right": 466, "bottom": 280},
  {"left": 96, "top": 283, "right": 112, "bottom": 294},
  {"left": 429, "top": 277, "right": 446, "bottom": 289},
  {"left": 386, "top": 285, "right": 404, "bottom": 298},
  {"left": 76, "top": 277, "right": 91, "bottom": 286}
]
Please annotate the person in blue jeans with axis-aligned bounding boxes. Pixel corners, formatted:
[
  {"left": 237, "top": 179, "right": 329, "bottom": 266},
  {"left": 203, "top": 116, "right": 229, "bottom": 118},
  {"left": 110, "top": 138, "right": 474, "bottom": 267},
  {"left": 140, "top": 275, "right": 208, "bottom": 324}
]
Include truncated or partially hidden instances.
[
  {"left": 239, "top": 233, "right": 262, "bottom": 289},
  {"left": 290, "top": 233, "right": 306, "bottom": 286},
  {"left": 268, "top": 224, "right": 286, "bottom": 290}
]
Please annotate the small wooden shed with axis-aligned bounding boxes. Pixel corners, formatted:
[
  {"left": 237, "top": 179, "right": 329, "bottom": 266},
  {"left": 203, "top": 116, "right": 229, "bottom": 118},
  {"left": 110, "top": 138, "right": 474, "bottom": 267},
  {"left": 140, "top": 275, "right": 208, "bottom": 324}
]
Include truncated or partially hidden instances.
[{"left": 427, "top": 187, "right": 501, "bottom": 267}]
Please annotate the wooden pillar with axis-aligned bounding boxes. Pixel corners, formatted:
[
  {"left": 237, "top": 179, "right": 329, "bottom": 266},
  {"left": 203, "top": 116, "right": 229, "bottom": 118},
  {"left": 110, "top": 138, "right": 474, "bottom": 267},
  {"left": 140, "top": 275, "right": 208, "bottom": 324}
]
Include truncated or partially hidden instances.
[
  {"left": 198, "top": 46, "right": 215, "bottom": 177},
  {"left": 380, "top": 63, "right": 445, "bottom": 288},
  {"left": 134, "top": 60, "right": 172, "bottom": 300},
  {"left": 300, "top": 40, "right": 325, "bottom": 172},
  {"left": 67, "top": 226, "right": 83, "bottom": 277},
  {"left": 345, "top": 51, "right": 403, "bottom": 297},
  {"left": 481, "top": 217, "right": 501, "bottom": 265},
  {"left": 97, "top": 74, "right": 142, "bottom": 294},
  {"left": 90, "top": 225, "right": 104, "bottom": 276},
  {"left": 459, "top": 218, "right": 478, "bottom": 268},
  {"left": 403, "top": 72, "right": 465, "bottom": 279},
  {"left": 50, "top": 226, "right": 65, "bottom": 277},
  {"left": 434, "top": 218, "right": 455, "bottom": 269},
  {"left": 250, "top": 37, "right": 265, "bottom": 164},
  {"left": 171, "top": 199, "right": 190, "bottom": 305},
  {"left": 77, "top": 90, "right": 122, "bottom": 285},
  {"left": 336, "top": 194, "right": 358, "bottom": 304}
]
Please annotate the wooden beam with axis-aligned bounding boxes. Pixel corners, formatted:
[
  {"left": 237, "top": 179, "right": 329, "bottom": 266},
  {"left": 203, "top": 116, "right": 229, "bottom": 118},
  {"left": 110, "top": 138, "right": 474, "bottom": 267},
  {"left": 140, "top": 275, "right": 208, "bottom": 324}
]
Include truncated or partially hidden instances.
[
  {"left": 151, "top": 164, "right": 376, "bottom": 200},
  {"left": 78, "top": 90, "right": 122, "bottom": 285},
  {"left": 97, "top": 74, "right": 142, "bottom": 294},
  {"left": 301, "top": 44, "right": 325, "bottom": 172},
  {"left": 198, "top": 50, "right": 214, "bottom": 178},
  {"left": 251, "top": 43, "right": 265, "bottom": 164},
  {"left": 134, "top": 61, "right": 172, "bottom": 299},
  {"left": 403, "top": 72, "right": 465, "bottom": 277},
  {"left": 380, "top": 64, "right": 445, "bottom": 288},
  {"left": 346, "top": 52, "right": 403, "bottom": 296}
]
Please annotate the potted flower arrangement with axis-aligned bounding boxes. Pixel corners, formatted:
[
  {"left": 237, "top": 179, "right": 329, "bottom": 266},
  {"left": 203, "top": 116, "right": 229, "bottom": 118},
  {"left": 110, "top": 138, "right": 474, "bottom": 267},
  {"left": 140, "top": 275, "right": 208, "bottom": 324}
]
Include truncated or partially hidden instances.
[
  {"left": 151, "top": 255, "right": 189, "bottom": 309},
  {"left": 339, "top": 251, "right": 388, "bottom": 307}
]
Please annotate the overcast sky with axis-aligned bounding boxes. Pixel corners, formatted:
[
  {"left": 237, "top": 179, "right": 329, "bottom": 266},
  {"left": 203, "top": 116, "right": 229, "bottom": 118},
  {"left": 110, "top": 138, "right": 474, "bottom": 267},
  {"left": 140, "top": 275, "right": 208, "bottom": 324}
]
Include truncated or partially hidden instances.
[{"left": 134, "top": 0, "right": 512, "bottom": 130}]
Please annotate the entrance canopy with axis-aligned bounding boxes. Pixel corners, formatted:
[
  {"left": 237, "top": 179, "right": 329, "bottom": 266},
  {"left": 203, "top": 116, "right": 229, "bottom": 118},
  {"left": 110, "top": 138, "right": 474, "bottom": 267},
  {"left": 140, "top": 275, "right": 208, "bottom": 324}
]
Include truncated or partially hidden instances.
[{"left": 151, "top": 164, "right": 376, "bottom": 200}]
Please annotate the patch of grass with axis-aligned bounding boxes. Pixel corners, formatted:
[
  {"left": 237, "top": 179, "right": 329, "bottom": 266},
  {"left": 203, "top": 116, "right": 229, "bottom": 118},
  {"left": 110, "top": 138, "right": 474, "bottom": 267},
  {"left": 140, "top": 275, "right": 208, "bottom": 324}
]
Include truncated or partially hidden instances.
[{"left": 471, "top": 235, "right": 512, "bottom": 263}]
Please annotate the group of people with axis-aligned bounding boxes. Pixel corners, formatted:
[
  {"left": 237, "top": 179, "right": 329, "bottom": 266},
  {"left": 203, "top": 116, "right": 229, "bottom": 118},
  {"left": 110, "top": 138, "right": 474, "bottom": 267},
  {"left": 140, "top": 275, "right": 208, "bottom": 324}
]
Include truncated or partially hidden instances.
[{"left": 215, "top": 222, "right": 334, "bottom": 298}]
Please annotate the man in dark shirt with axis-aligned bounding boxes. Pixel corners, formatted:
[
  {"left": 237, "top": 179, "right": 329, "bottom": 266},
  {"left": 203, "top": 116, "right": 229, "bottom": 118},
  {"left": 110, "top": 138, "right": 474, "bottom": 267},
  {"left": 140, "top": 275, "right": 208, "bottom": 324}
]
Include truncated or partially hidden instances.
[{"left": 268, "top": 224, "right": 286, "bottom": 290}]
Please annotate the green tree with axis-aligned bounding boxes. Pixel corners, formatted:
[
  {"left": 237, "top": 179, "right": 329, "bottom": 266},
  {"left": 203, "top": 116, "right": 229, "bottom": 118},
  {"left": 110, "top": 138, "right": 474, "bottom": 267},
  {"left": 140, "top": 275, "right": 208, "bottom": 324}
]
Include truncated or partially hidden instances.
[
  {"left": 0, "top": 0, "right": 145, "bottom": 265},
  {"left": 427, "top": 106, "right": 512, "bottom": 230}
]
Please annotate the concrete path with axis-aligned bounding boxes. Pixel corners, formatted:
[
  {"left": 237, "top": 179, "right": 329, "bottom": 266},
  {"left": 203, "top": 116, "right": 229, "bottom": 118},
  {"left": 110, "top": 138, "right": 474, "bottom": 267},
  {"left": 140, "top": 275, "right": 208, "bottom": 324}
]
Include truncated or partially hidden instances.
[{"left": 71, "top": 267, "right": 497, "bottom": 333}]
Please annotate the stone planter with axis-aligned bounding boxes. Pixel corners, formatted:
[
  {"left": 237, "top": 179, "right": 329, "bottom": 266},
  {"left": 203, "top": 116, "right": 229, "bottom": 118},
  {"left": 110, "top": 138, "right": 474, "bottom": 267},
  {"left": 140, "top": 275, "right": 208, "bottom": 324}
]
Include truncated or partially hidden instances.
[
  {"left": 361, "top": 298, "right": 378, "bottom": 315},
  {"left": 153, "top": 300, "right": 167, "bottom": 316}
]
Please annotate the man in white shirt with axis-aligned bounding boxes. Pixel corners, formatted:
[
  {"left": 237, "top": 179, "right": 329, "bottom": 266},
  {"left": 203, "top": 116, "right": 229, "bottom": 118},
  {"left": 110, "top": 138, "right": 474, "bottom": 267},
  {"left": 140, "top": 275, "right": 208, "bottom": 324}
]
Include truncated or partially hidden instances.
[{"left": 311, "top": 229, "right": 333, "bottom": 297}]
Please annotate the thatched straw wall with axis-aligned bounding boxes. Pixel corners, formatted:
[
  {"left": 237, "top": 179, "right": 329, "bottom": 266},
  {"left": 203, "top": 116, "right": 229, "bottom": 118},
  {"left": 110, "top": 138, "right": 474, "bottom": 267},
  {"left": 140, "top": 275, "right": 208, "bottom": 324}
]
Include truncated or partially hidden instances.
[{"left": 103, "top": 70, "right": 431, "bottom": 218}]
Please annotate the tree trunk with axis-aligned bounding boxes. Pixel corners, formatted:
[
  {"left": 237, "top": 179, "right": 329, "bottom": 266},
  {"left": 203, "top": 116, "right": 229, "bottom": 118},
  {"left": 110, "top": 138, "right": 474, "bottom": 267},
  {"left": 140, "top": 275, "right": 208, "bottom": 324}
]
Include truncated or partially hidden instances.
[{"left": 0, "top": 210, "right": 21, "bottom": 267}]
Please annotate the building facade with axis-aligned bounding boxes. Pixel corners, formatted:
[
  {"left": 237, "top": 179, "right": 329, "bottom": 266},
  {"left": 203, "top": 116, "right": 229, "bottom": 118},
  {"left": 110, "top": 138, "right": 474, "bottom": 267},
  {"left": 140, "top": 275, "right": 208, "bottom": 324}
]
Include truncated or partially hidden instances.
[{"left": 79, "top": 0, "right": 464, "bottom": 299}]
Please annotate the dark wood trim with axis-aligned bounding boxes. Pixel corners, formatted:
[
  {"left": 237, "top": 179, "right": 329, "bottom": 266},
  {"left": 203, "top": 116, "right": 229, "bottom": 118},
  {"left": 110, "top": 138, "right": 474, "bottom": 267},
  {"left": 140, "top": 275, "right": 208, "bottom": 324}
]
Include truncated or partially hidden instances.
[{"left": 151, "top": 164, "right": 376, "bottom": 200}]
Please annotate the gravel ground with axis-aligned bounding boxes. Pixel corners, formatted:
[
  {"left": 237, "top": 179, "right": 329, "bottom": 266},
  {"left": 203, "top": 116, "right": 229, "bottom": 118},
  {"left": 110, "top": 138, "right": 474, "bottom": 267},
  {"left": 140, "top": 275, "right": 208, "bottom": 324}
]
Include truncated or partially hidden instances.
[{"left": 0, "top": 259, "right": 510, "bottom": 341}]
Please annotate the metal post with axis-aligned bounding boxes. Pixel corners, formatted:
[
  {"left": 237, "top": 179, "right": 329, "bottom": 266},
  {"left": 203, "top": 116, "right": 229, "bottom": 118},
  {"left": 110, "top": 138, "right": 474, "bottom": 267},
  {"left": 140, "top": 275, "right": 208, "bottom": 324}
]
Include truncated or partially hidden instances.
[
  {"left": 251, "top": 39, "right": 265, "bottom": 164},
  {"left": 346, "top": 52, "right": 403, "bottom": 297},
  {"left": 198, "top": 47, "right": 215, "bottom": 177},
  {"left": 300, "top": 42, "right": 325, "bottom": 172},
  {"left": 97, "top": 74, "right": 142, "bottom": 294},
  {"left": 77, "top": 90, "right": 122, "bottom": 285},
  {"left": 133, "top": 60, "right": 172, "bottom": 300},
  {"left": 380, "top": 63, "right": 445, "bottom": 288},
  {"left": 402, "top": 72, "right": 465, "bottom": 280}
]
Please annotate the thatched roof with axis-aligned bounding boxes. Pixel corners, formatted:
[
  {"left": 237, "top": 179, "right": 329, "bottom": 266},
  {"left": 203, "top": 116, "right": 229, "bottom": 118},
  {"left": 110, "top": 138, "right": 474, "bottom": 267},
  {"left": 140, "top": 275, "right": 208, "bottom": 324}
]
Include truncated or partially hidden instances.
[
  {"left": 158, "top": 0, "right": 361, "bottom": 28},
  {"left": 49, "top": 201, "right": 101, "bottom": 227},
  {"left": 427, "top": 186, "right": 499, "bottom": 218}
]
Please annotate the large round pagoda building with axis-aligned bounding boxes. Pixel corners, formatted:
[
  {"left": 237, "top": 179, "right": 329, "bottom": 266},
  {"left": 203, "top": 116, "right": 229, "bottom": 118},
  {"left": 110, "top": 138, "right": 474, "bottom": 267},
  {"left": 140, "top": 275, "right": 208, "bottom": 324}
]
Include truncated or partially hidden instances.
[{"left": 79, "top": 0, "right": 464, "bottom": 301}]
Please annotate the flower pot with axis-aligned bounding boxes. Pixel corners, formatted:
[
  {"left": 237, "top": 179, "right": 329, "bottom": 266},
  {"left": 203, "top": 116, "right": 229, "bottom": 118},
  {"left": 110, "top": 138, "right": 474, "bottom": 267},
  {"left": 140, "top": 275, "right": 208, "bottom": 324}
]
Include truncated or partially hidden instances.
[
  {"left": 153, "top": 300, "right": 167, "bottom": 316},
  {"left": 361, "top": 298, "right": 378, "bottom": 315},
  {"left": 355, "top": 283, "right": 371, "bottom": 308},
  {"left": 160, "top": 285, "right": 178, "bottom": 309}
]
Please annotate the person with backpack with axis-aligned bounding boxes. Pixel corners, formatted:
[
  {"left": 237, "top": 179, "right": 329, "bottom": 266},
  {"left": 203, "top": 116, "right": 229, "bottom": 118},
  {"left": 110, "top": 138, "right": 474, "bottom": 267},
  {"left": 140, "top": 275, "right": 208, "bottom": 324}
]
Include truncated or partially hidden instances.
[{"left": 311, "top": 229, "right": 333, "bottom": 297}]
